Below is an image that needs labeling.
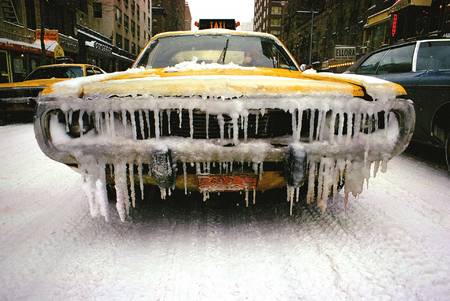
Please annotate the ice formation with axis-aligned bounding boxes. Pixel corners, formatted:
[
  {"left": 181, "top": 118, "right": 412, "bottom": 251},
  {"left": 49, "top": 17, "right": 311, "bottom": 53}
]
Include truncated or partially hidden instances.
[{"left": 41, "top": 69, "right": 412, "bottom": 222}]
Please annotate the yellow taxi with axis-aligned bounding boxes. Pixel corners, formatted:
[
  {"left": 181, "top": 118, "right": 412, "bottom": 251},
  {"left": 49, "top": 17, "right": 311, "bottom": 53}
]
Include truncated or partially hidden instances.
[
  {"left": 0, "top": 63, "right": 105, "bottom": 123},
  {"left": 34, "top": 29, "right": 415, "bottom": 221}
]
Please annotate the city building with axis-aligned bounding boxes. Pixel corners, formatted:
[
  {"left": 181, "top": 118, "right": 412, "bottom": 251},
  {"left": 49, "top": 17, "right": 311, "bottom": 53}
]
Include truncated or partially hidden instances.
[
  {"left": 281, "top": 0, "right": 449, "bottom": 73},
  {"left": 152, "top": 0, "right": 186, "bottom": 36},
  {"left": 253, "top": 0, "right": 286, "bottom": 36},
  {"left": 0, "top": 0, "right": 153, "bottom": 82},
  {"left": 184, "top": 1, "right": 192, "bottom": 30},
  {"left": 364, "top": 0, "right": 449, "bottom": 51}
]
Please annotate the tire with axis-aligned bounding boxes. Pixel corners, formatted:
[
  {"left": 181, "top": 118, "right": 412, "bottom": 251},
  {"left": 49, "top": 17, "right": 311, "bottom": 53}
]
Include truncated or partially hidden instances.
[{"left": 445, "top": 131, "right": 450, "bottom": 174}]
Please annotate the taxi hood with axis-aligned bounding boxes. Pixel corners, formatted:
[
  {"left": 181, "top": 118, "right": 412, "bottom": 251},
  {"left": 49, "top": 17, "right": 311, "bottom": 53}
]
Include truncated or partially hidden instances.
[{"left": 42, "top": 66, "right": 406, "bottom": 101}]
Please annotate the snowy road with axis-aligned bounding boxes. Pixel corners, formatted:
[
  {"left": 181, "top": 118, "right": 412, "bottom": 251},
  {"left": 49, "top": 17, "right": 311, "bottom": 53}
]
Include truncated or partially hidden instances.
[{"left": 0, "top": 124, "right": 449, "bottom": 301}]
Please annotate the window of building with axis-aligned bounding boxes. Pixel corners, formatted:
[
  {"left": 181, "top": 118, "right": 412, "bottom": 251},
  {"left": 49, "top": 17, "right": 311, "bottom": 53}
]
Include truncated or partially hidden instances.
[
  {"left": 131, "top": 20, "right": 135, "bottom": 36},
  {"left": 132, "top": 42, "right": 136, "bottom": 54},
  {"left": 124, "top": 38, "right": 129, "bottom": 52},
  {"left": 124, "top": 0, "right": 128, "bottom": 9},
  {"left": 270, "top": 30, "right": 280, "bottom": 36},
  {"left": 271, "top": 6, "right": 281, "bottom": 15},
  {"left": 93, "top": 2, "right": 102, "bottom": 18},
  {"left": 137, "top": 4, "right": 140, "bottom": 20},
  {"left": 137, "top": 25, "right": 140, "bottom": 41},
  {"left": 116, "top": 33, "right": 122, "bottom": 48},
  {"left": 270, "top": 18, "right": 281, "bottom": 27},
  {"left": 124, "top": 14, "right": 129, "bottom": 31},
  {"left": 131, "top": 0, "right": 135, "bottom": 15},
  {"left": 116, "top": 8, "right": 122, "bottom": 25}
]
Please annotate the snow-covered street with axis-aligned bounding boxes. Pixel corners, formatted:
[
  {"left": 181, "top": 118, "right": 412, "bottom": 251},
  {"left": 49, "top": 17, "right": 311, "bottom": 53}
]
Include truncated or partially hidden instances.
[{"left": 0, "top": 124, "right": 449, "bottom": 300}]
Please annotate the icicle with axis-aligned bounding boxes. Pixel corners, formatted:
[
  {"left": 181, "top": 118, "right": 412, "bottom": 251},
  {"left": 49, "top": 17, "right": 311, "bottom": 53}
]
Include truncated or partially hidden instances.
[
  {"left": 188, "top": 109, "right": 194, "bottom": 138},
  {"left": 328, "top": 111, "right": 337, "bottom": 142},
  {"left": 79, "top": 110, "right": 84, "bottom": 137},
  {"left": 229, "top": 161, "right": 233, "bottom": 173},
  {"left": 315, "top": 110, "right": 323, "bottom": 141},
  {"left": 232, "top": 114, "right": 239, "bottom": 145},
  {"left": 138, "top": 110, "right": 145, "bottom": 139},
  {"left": 353, "top": 112, "right": 361, "bottom": 139},
  {"left": 154, "top": 109, "right": 160, "bottom": 139},
  {"left": 252, "top": 189, "right": 256, "bottom": 205},
  {"left": 159, "top": 111, "right": 163, "bottom": 136},
  {"left": 374, "top": 112, "right": 379, "bottom": 132},
  {"left": 295, "top": 187, "right": 300, "bottom": 203},
  {"left": 243, "top": 114, "right": 248, "bottom": 142},
  {"left": 137, "top": 157, "right": 144, "bottom": 201},
  {"left": 384, "top": 111, "right": 389, "bottom": 136},
  {"left": 64, "top": 111, "right": 70, "bottom": 132},
  {"left": 245, "top": 189, "right": 249, "bottom": 207},
  {"left": 94, "top": 111, "right": 101, "bottom": 135},
  {"left": 128, "top": 162, "right": 136, "bottom": 208},
  {"left": 114, "top": 161, "right": 129, "bottom": 219},
  {"left": 68, "top": 110, "right": 73, "bottom": 126},
  {"left": 218, "top": 114, "right": 224, "bottom": 142},
  {"left": 346, "top": 112, "right": 353, "bottom": 143},
  {"left": 178, "top": 108, "right": 183, "bottom": 128},
  {"left": 255, "top": 112, "right": 259, "bottom": 135},
  {"left": 337, "top": 111, "right": 345, "bottom": 140},
  {"left": 361, "top": 113, "right": 367, "bottom": 134},
  {"left": 306, "top": 161, "right": 317, "bottom": 204},
  {"left": 130, "top": 110, "right": 137, "bottom": 140},
  {"left": 287, "top": 186, "right": 294, "bottom": 215},
  {"left": 167, "top": 110, "right": 171, "bottom": 135},
  {"left": 183, "top": 162, "right": 188, "bottom": 195},
  {"left": 309, "top": 109, "right": 315, "bottom": 142},
  {"left": 144, "top": 110, "right": 151, "bottom": 138},
  {"left": 296, "top": 109, "right": 303, "bottom": 141},
  {"left": 121, "top": 110, "right": 128, "bottom": 133},
  {"left": 110, "top": 111, "right": 116, "bottom": 137},
  {"left": 196, "top": 162, "right": 201, "bottom": 175},
  {"left": 373, "top": 160, "right": 381, "bottom": 177},
  {"left": 252, "top": 162, "right": 258, "bottom": 175},
  {"left": 160, "top": 188, "right": 167, "bottom": 200},
  {"left": 291, "top": 109, "right": 297, "bottom": 140},
  {"left": 104, "top": 111, "right": 110, "bottom": 136},
  {"left": 205, "top": 113, "right": 209, "bottom": 139}
]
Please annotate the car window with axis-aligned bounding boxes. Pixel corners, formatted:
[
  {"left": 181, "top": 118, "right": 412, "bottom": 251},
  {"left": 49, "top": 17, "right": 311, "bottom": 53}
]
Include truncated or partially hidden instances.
[
  {"left": 416, "top": 41, "right": 450, "bottom": 72},
  {"left": 355, "top": 50, "right": 387, "bottom": 74},
  {"left": 25, "top": 66, "right": 84, "bottom": 80},
  {"left": 377, "top": 44, "right": 415, "bottom": 74},
  {"left": 86, "top": 68, "right": 95, "bottom": 76},
  {"left": 93, "top": 67, "right": 104, "bottom": 74},
  {"left": 135, "top": 35, "right": 298, "bottom": 70}
]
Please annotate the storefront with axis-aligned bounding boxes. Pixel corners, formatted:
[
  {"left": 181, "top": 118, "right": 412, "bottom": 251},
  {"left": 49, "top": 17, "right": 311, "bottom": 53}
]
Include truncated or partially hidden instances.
[
  {"left": 0, "top": 29, "right": 64, "bottom": 83},
  {"left": 112, "top": 46, "right": 135, "bottom": 71},
  {"left": 76, "top": 25, "right": 114, "bottom": 72}
]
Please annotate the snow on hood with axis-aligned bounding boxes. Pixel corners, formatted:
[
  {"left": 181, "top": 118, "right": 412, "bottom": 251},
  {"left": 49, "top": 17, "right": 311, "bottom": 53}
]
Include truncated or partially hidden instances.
[{"left": 164, "top": 57, "right": 256, "bottom": 72}]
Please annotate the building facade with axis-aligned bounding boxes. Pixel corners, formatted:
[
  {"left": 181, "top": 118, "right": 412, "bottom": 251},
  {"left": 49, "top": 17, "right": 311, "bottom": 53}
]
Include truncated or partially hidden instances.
[
  {"left": 364, "top": 0, "right": 449, "bottom": 52},
  {"left": 152, "top": 0, "right": 186, "bottom": 36},
  {"left": 254, "top": 0, "right": 286, "bottom": 37},
  {"left": 0, "top": 0, "right": 153, "bottom": 83}
]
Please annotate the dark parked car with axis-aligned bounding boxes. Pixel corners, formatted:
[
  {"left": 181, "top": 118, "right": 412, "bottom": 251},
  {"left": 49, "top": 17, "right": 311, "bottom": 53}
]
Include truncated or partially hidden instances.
[{"left": 346, "top": 39, "right": 450, "bottom": 172}]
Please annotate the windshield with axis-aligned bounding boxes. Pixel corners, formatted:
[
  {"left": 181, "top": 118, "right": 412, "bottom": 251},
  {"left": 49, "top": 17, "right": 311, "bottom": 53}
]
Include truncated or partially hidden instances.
[
  {"left": 25, "top": 66, "right": 84, "bottom": 80},
  {"left": 135, "top": 35, "right": 298, "bottom": 70}
]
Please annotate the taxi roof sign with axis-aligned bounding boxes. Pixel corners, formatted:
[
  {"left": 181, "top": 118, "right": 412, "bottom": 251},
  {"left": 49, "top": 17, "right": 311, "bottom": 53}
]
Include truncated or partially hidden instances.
[{"left": 196, "top": 19, "right": 240, "bottom": 30}]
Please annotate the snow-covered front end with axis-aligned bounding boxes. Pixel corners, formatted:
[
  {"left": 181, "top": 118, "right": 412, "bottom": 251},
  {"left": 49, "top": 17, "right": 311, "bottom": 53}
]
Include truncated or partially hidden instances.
[{"left": 34, "top": 30, "right": 415, "bottom": 221}]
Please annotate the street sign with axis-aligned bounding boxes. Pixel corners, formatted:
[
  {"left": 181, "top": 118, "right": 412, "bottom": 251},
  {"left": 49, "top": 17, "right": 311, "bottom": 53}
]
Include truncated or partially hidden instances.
[{"left": 334, "top": 46, "right": 356, "bottom": 59}]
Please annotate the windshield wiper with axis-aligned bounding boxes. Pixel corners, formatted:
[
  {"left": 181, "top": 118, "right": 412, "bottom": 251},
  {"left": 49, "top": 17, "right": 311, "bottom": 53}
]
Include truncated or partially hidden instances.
[{"left": 217, "top": 38, "right": 230, "bottom": 64}]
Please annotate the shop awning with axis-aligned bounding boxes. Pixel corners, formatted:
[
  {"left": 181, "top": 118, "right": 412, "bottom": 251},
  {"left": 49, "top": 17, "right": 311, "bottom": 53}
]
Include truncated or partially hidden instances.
[
  {"left": 390, "top": 0, "right": 432, "bottom": 13},
  {"left": 0, "top": 38, "right": 64, "bottom": 58},
  {"left": 365, "top": 8, "right": 391, "bottom": 27}
]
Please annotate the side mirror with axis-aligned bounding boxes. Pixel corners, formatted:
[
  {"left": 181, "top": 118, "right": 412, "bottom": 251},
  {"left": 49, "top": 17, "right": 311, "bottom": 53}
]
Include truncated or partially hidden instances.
[{"left": 300, "top": 64, "right": 307, "bottom": 71}]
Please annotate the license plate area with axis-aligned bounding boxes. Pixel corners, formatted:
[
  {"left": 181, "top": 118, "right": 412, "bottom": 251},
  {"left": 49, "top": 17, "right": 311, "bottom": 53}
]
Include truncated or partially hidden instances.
[{"left": 197, "top": 174, "right": 257, "bottom": 192}]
